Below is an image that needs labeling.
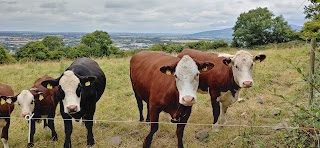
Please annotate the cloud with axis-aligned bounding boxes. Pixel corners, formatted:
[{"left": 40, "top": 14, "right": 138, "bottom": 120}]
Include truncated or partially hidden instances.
[{"left": 0, "top": 0, "right": 310, "bottom": 33}]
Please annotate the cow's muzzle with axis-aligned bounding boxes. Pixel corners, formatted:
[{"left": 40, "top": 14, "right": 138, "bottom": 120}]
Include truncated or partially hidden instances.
[
  {"left": 181, "top": 95, "right": 196, "bottom": 106},
  {"left": 242, "top": 81, "right": 253, "bottom": 88},
  {"left": 67, "top": 105, "right": 78, "bottom": 114}
]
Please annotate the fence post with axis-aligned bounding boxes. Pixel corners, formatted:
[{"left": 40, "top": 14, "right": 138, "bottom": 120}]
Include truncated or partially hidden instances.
[{"left": 309, "top": 38, "right": 316, "bottom": 106}]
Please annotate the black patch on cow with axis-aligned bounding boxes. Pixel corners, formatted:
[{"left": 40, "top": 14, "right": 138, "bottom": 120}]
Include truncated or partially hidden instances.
[
  {"left": 57, "top": 86, "right": 65, "bottom": 100},
  {"left": 76, "top": 84, "right": 82, "bottom": 97}
]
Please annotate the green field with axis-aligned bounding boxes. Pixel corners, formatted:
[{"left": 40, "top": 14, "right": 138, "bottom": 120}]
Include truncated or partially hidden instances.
[{"left": 0, "top": 46, "right": 310, "bottom": 147}]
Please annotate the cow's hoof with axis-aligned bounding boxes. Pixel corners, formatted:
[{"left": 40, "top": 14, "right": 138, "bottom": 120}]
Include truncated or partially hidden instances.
[
  {"left": 212, "top": 124, "right": 221, "bottom": 132},
  {"left": 52, "top": 135, "right": 58, "bottom": 141},
  {"left": 63, "top": 143, "right": 71, "bottom": 148},
  {"left": 27, "top": 143, "right": 34, "bottom": 148},
  {"left": 87, "top": 141, "right": 95, "bottom": 147},
  {"left": 87, "top": 138, "right": 95, "bottom": 146}
]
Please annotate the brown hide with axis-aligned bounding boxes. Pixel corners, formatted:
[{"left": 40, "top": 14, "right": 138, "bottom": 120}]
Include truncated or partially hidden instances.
[
  {"left": 130, "top": 51, "right": 192, "bottom": 148},
  {"left": 31, "top": 75, "right": 58, "bottom": 110},
  {"left": 0, "top": 83, "right": 14, "bottom": 142},
  {"left": 130, "top": 51, "right": 180, "bottom": 113},
  {"left": 0, "top": 83, "right": 14, "bottom": 116}
]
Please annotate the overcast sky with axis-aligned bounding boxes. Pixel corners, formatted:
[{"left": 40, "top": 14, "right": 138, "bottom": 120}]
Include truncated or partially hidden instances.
[{"left": 0, "top": 0, "right": 311, "bottom": 33}]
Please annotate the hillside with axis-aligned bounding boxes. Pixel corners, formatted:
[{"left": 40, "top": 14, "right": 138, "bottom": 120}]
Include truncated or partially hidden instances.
[{"left": 0, "top": 45, "right": 311, "bottom": 147}]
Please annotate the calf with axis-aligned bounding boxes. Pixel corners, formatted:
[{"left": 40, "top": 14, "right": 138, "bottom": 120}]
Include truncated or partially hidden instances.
[
  {"left": 41, "top": 57, "right": 106, "bottom": 148},
  {"left": 11, "top": 75, "right": 58, "bottom": 147},
  {"left": 130, "top": 51, "right": 214, "bottom": 148},
  {"left": 178, "top": 49, "right": 266, "bottom": 125},
  {"left": 0, "top": 83, "right": 15, "bottom": 148}
]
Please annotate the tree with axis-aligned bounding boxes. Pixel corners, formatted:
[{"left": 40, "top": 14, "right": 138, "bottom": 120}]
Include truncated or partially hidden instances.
[
  {"left": 0, "top": 46, "right": 16, "bottom": 64},
  {"left": 232, "top": 7, "right": 296, "bottom": 47},
  {"left": 15, "top": 41, "right": 49, "bottom": 61},
  {"left": 81, "top": 30, "right": 115, "bottom": 56},
  {"left": 41, "top": 36, "right": 64, "bottom": 51}
]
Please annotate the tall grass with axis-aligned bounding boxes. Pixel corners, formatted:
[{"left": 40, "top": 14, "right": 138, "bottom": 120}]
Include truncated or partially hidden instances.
[{"left": 0, "top": 46, "right": 310, "bottom": 147}]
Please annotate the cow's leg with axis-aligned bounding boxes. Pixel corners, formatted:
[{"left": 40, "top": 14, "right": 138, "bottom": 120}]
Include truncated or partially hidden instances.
[
  {"left": 146, "top": 102, "right": 150, "bottom": 122},
  {"left": 43, "top": 118, "right": 48, "bottom": 130},
  {"left": 84, "top": 113, "right": 95, "bottom": 146},
  {"left": 210, "top": 91, "right": 220, "bottom": 124},
  {"left": 219, "top": 102, "right": 229, "bottom": 124},
  {"left": 134, "top": 90, "right": 144, "bottom": 122},
  {"left": 27, "top": 120, "right": 36, "bottom": 148},
  {"left": 1, "top": 119, "right": 10, "bottom": 148},
  {"left": 176, "top": 107, "right": 192, "bottom": 148},
  {"left": 143, "top": 106, "right": 160, "bottom": 148},
  {"left": 63, "top": 116, "right": 72, "bottom": 148},
  {"left": 47, "top": 116, "right": 58, "bottom": 141}
]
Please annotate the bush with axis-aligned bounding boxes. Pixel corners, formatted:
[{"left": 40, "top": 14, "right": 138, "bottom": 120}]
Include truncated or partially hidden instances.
[
  {"left": 0, "top": 46, "right": 16, "bottom": 64},
  {"left": 15, "top": 41, "right": 50, "bottom": 61}
]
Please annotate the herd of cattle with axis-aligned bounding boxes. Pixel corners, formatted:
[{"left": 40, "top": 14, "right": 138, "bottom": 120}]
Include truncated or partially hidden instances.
[{"left": 0, "top": 48, "right": 265, "bottom": 148}]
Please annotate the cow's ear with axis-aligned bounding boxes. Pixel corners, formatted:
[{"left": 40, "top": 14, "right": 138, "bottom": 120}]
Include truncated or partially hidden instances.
[
  {"left": 34, "top": 92, "right": 44, "bottom": 101},
  {"left": 223, "top": 58, "right": 232, "bottom": 65},
  {"left": 80, "top": 76, "right": 97, "bottom": 87},
  {"left": 0, "top": 95, "right": 17, "bottom": 104},
  {"left": 194, "top": 60, "right": 214, "bottom": 72},
  {"left": 160, "top": 66, "right": 175, "bottom": 75},
  {"left": 41, "top": 79, "right": 59, "bottom": 90},
  {"left": 254, "top": 54, "right": 266, "bottom": 62}
]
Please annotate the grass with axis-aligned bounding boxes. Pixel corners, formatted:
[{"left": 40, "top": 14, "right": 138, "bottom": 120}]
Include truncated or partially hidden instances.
[{"left": 0, "top": 45, "right": 311, "bottom": 147}]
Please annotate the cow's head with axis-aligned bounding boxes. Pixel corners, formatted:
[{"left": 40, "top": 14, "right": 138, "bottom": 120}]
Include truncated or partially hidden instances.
[
  {"left": 222, "top": 50, "right": 266, "bottom": 88},
  {"left": 11, "top": 89, "right": 43, "bottom": 117},
  {"left": 160, "top": 55, "right": 214, "bottom": 106},
  {"left": 41, "top": 71, "right": 96, "bottom": 114},
  {"left": 0, "top": 95, "right": 14, "bottom": 115}
]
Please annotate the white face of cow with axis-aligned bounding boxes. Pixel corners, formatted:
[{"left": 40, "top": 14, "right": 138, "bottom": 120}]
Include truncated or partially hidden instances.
[
  {"left": 223, "top": 50, "right": 266, "bottom": 88},
  {"left": 174, "top": 55, "right": 200, "bottom": 106},
  {"left": 59, "top": 70, "right": 81, "bottom": 114},
  {"left": 16, "top": 90, "right": 35, "bottom": 117}
]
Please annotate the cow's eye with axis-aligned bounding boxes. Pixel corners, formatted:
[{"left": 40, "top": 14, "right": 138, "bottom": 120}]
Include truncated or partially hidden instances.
[
  {"left": 235, "top": 65, "right": 238, "bottom": 69},
  {"left": 76, "top": 84, "right": 82, "bottom": 97},
  {"left": 174, "top": 74, "right": 178, "bottom": 79},
  {"left": 195, "top": 73, "right": 199, "bottom": 78},
  {"left": 18, "top": 103, "right": 20, "bottom": 106},
  {"left": 31, "top": 100, "right": 34, "bottom": 105}
]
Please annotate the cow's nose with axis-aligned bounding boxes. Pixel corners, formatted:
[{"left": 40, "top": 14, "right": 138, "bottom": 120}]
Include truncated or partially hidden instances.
[
  {"left": 22, "top": 112, "right": 30, "bottom": 118},
  {"left": 67, "top": 105, "right": 78, "bottom": 113},
  {"left": 182, "top": 96, "right": 196, "bottom": 106},
  {"left": 243, "top": 81, "right": 253, "bottom": 88}
]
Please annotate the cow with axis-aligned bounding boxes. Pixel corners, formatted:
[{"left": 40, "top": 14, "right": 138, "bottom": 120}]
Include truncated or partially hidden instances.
[
  {"left": 130, "top": 51, "right": 214, "bottom": 148},
  {"left": 10, "top": 75, "right": 58, "bottom": 147},
  {"left": 178, "top": 49, "right": 266, "bottom": 126},
  {"left": 40, "top": 58, "right": 106, "bottom": 148},
  {"left": 0, "top": 83, "right": 15, "bottom": 148}
]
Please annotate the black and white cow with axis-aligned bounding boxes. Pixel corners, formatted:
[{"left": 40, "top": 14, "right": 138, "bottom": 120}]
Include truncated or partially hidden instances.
[{"left": 41, "top": 58, "right": 106, "bottom": 148}]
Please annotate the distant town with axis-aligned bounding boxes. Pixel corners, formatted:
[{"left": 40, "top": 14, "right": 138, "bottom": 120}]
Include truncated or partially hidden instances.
[{"left": 0, "top": 29, "right": 234, "bottom": 52}]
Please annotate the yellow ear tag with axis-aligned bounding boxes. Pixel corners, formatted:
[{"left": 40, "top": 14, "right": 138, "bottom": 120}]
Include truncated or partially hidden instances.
[
  {"left": 0, "top": 99, "right": 6, "bottom": 105},
  {"left": 202, "top": 66, "right": 208, "bottom": 71},
  {"left": 47, "top": 84, "right": 53, "bottom": 90},
  {"left": 165, "top": 70, "right": 171, "bottom": 75},
  {"left": 85, "top": 81, "right": 91, "bottom": 86},
  {"left": 39, "top": 95, "right": 44, "bottom": 101}
]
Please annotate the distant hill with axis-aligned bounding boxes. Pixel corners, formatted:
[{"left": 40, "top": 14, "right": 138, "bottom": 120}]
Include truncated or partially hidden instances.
[
  {"left": 187, "top": 28, "right": 233, "bottom": 39},
  {"left": 290, "top": 24, "right": 302, "bottom": 31},
  {"left": 187, "top": 24, "right": 302, "bottom": 39}
]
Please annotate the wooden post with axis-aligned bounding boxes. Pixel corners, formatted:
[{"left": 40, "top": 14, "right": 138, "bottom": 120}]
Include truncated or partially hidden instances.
[{"left": 309, "top": 38, "right": 316, "bottom": 105}]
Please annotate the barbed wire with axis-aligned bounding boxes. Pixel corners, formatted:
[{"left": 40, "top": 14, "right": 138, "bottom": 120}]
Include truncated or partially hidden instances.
[{"left": 1, "top": 116, "right": 318, "bottom": 131}]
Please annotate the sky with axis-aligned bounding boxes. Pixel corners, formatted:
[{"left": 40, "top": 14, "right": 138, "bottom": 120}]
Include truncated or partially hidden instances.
[{"left": 0, "top": 0, "right": 311, "bottom": 33}]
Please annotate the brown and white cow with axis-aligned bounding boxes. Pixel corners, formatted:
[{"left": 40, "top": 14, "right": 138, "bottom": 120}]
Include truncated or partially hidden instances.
[
  {"left": 130, "top": 51, "right": 214, "bottom": 148},
  {"left": 0, "top": 83, "right": 15, "bottom": 148},
  {"left": 11, "top": 75, "right": 58, "bottom": 147},
  {"left": 178, "top": 49, "right": 266, "bottom": 126}
]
